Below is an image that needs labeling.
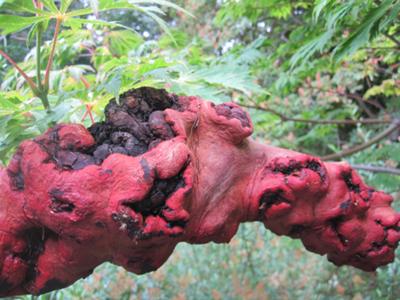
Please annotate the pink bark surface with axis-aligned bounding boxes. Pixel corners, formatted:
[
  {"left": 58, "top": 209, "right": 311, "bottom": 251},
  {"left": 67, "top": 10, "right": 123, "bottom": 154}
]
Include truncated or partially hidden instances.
[{"left": 0, "top": 87, "right": 399, "bottom": 296}]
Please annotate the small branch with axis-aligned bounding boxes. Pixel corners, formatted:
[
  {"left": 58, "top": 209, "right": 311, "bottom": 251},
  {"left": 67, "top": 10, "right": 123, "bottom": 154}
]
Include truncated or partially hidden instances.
[
  {"left": 240, "top": 104, "right": 392, "bottom": 125},
  {"left": 344, "top": 93, "right": 375, "bottom": 118},
  {"left": 383, "top": 32, "right": 400, "bottom": 48},
  {"left": 352, "top": 164, "right": 400, "bottom": 176},
  {"left": 322, "top": 121, "right": 400, "bottom": 161},
  {"left": 44, "top": 17, "right": 62, "bottom": 88},
  {"left": 0, "top": 49, "right": 38, "bottom": 91}
]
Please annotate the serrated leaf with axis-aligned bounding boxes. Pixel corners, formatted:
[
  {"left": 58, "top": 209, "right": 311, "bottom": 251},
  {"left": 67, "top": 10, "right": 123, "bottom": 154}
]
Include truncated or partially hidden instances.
[
  {"left": 333, "top": 0, "right": 396, "bottom": 61},
  {"left": 0, "top": 0, "right": 37, "bottom": 13},
  {"left": 0, "top": 14, "right": 49, "bottom": 35},
  {"left": 42, "top": 0, "right": 59, "bottom": 13},
  {"left": 313, "top": 0, "right": 332, "bottom": 23},
  {"left": 61, "top": 0, "right": 75, "bottom": 13}
]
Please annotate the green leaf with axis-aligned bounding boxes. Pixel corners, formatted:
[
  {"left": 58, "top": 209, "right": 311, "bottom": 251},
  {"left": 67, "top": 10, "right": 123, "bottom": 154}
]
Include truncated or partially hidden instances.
[
  {"left": 105, "top": 71, "right": 122, "bottom": 102},
  {"left": 60, "top": 0, "right": 75, "bottom": 13},
  {"left": 129, "top": 0, "right": 194, "bottom": 17},
  {"left": 0, "top": 0, "right": 37, "bottom": 13},
  {"left": 105, "top": 30, "right": 144, "bottom": 55},
  {"left": 139, "top": 9, "right": 174, "bottom": 42},
  {"left": 333, "top": 0, "right": 397, "bottom": 61},
  {"left": 290, "top": 30, "right": 333, "bottom": 68},
  {"left": 0, "top": 14, "right": 49, "bottom": 35},
  {"left": 313, "top": 0, "right": 332, "bottom": 23},
  {"left": 42, "top": 0, "right": 60, "bottom": 12}
]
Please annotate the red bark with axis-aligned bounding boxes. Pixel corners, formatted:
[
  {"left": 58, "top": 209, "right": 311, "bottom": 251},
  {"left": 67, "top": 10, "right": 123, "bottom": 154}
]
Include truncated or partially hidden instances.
[{"left": 0, "top": 88, "right": 399, "bottom": 296}]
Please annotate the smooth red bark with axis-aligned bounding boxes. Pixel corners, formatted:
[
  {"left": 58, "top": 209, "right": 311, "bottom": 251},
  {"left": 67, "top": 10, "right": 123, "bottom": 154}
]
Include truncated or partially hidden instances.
[{"left": 0, "top": 89, "right": 399, "bottom": 296}]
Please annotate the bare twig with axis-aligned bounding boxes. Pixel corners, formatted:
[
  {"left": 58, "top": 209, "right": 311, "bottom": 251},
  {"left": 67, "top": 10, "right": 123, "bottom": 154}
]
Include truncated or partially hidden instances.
[
  {"left": 240, "top": 103, "right": 392, "bottom": 125},
  {"left": 352, "top": 164, "right": 400, "bottom": 176},
  {"left": 322, "top": 121, "right": 400, "bottom": 161}
]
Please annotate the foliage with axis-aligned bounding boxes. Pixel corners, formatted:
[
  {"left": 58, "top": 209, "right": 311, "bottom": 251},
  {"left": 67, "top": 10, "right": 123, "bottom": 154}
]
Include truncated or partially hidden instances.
[{"left": 0, "top": 0, "right": 261, "bottom": 163}]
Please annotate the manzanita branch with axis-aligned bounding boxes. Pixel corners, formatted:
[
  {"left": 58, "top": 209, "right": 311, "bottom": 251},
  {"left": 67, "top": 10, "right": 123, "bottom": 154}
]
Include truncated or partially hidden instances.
[{"left": 0, "top": 88, "right": 399, "bottom": 296}]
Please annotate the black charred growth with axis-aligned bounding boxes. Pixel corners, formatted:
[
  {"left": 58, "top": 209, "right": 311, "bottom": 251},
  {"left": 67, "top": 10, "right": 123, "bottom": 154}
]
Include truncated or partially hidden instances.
[
  {"left": 49, "top": 189, "right": 75, "bottom": 213},
  {"left": 88, "top": 87, "right": 180, "bottom": 164},
  {"left": 329, "top": 216, "right": 349, "bottom": 248},
  {"left": 126, "top": 173, "right": 186, "bottom": 217},
  {"left": 116, "top": 167, "right": 188, "bottom": 239},
  {"left": 259, "top": 189, "right": 290, "bottom": 213},
  {"left": 270, "top": 159, "right": 326, "bottom": 182},
  {"left": 38, "top": 278, "right": 67, "bottom": 295},
  {"left": 17, "top": 227, "right": 58, "bottom": 286},
  {"left": 7, "top": 148, "right": 25, "bottom": 191},
  {"left": 35, "top": 87, "right": 181, "bottom": 170},
  {"left": 214, "top": 104, "right": 251, "bottom": 128},
  {"left": 342, "top": 171, "right": 361, "bottom": 193}
]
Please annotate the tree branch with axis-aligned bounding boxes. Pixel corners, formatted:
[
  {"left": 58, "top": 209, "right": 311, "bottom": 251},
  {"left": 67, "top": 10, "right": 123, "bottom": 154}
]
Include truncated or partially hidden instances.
[
  {"left": 383, "top": 32, "right": 400, "bottom": 48},
  {"left": 352, "top": 164, "right": 400, "bottom": 175},
  {"left": 322, "top": 121, "right": 400, "bottom": 161},
  {"left": 345, "top": 93, "right": 375, "bottom": 118},
  {"left": 240, "top": 103, "right": 392, "bottom": 125}
]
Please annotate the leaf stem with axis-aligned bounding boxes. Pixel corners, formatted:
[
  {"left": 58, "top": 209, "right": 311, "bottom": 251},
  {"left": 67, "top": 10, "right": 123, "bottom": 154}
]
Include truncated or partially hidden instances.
[
  {"left": 0, "top": 49, "right": 38, "bottom": 92},
  {"left": 36, "top": 24, "right": 43, "bottom": 89},
  {"left": 44, "top": 17, "right": 62, "bottom": 90}
]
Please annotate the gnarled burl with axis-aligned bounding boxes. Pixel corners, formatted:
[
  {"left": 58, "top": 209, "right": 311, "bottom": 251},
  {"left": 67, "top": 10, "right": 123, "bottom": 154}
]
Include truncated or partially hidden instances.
[{"left": 1, "top": 87, "right": 399, "bottom": 296}]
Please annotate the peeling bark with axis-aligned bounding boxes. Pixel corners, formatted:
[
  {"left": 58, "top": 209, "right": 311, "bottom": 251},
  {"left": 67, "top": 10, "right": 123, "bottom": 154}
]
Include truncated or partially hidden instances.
[{"left": 0, "top": 87, "right": 399, "bottom": 296}]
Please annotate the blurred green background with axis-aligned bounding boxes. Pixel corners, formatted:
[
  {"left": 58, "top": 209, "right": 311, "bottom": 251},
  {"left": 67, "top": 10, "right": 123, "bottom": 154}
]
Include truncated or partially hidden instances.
[{"left": 1, "top": 0, "right": 399, "bottom": 299}]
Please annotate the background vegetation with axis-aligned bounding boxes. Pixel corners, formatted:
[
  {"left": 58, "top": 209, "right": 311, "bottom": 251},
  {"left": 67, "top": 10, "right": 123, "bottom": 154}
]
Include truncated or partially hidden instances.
[{"left": 0, "top": 0, "right": 399, "bottom": 299}]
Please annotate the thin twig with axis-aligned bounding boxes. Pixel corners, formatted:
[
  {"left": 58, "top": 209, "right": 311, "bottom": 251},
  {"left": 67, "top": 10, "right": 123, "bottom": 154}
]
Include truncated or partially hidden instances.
[
  {"left": 345, "top": 93, "right": 375, "bottom": 118},
  {"left": 44, "top": 17, "right": 61, "bottom": 88},
  {"left": 240, "top": 103, "right": 392, "bottom": 125},
  {"left": 352, "top": 164, "right": 400, "bottom": 176},
  {"left": 322, "top": 121, "right": 400, "bottom": 161},
  {"left": 0, "top": 49, "right": 37, "bottom": 91},
  {"left": 383, "top": 32, "right": 400, "bottom": 48}
]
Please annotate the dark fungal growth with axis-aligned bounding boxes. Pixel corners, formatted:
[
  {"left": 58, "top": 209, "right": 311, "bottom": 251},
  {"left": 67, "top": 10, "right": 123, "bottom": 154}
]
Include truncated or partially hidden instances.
[
  {"left": 214, "top": 103, "right": 251, "bottom": 128},
  {"left": 259, "top": 189, "right": 288, "bottom": 213},
  {"left": 32, "top": 87, "right": 181, "bottom": 170},
  {"left": 17, "top": 228, "right": 58, "bottom": 287},
  {"left": 7, "top": 148, "right": 24, "bottom": 191},
  {"left": 341, "top": 171, "right": 361, "bottom": 193},
  {"left": 88, "top": 87, "right": 180, "bottom": 164},
  {"left": 126, "top": 174, "right": 185, "bottom": 218}
]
